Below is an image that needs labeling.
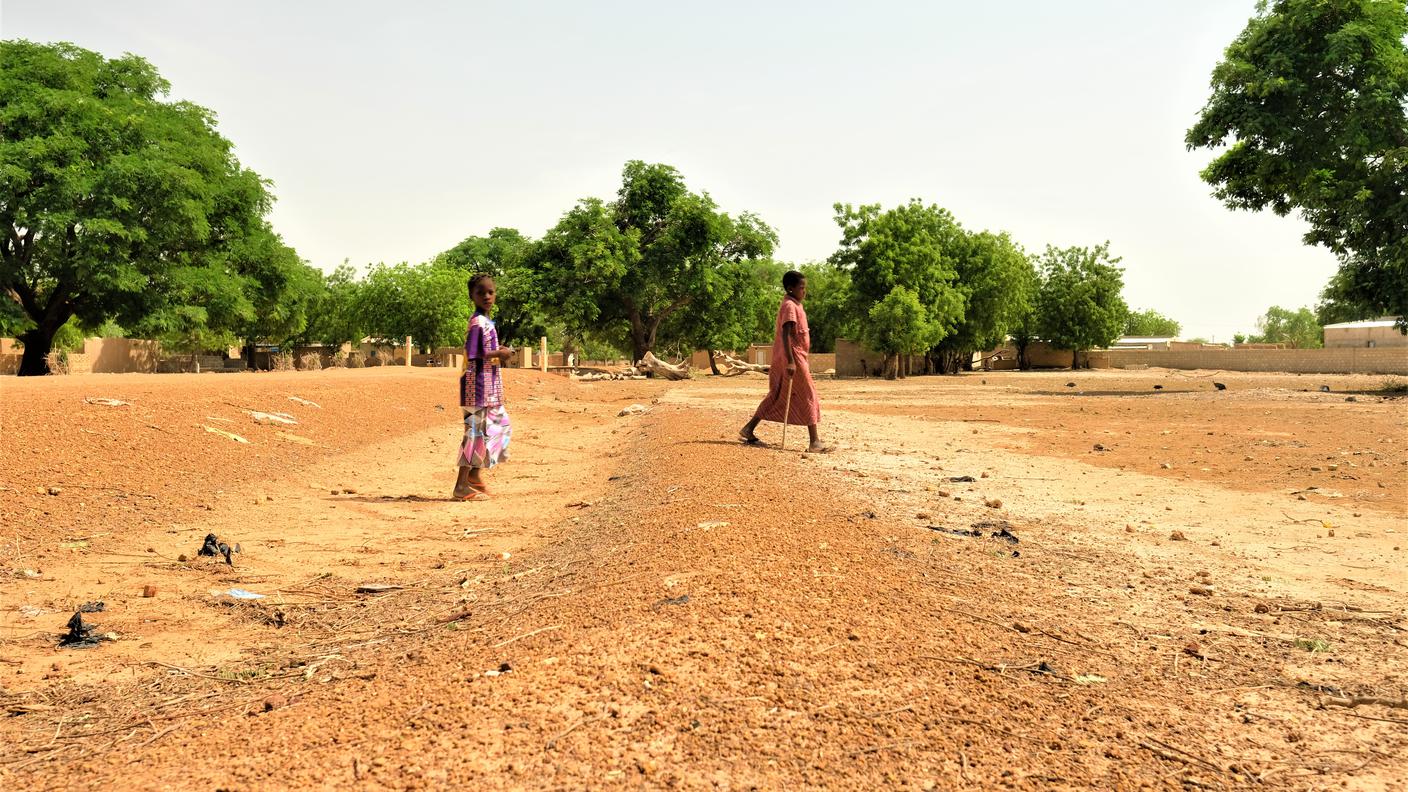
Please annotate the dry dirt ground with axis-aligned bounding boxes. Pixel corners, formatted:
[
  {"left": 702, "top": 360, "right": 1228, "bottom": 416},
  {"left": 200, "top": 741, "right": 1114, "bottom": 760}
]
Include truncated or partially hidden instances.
[{"left": 1, "top": 366, "right": 1405, "bottom": 790}]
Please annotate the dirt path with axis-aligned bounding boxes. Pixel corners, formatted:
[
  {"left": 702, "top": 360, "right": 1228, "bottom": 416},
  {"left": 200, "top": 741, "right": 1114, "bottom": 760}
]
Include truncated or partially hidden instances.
[{"left": 2, "top": 369, "right": 1404, "bottom": 789}]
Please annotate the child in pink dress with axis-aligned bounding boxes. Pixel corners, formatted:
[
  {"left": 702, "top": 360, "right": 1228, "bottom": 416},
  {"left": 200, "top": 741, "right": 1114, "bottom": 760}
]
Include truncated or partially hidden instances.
[{"left": 454, "top": 274, "right": 515, "bottom": 500}]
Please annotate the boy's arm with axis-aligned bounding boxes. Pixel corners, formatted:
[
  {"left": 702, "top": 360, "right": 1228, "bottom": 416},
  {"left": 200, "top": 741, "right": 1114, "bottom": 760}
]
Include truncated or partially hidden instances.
[{"left": 781, "top": 322, "right": 797, "bottom": 372}]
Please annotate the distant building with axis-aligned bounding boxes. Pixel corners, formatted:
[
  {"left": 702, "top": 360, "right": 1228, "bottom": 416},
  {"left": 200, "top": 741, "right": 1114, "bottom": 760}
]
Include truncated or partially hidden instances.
[
  {"left": 1322, "top": 318, "right": 1406, "bottom": 349},
  {"left": 1111, "top": 336, "right": 1175, "bottom": 350}
]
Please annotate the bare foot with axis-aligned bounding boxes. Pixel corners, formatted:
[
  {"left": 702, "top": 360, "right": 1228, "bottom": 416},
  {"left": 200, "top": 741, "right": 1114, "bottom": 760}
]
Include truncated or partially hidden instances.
[
  {"left": 807, "top": 442, "right": 833, "bottom": 453},
  {"left": 739, "top": 429, "right": 764, "bottom": 446}
]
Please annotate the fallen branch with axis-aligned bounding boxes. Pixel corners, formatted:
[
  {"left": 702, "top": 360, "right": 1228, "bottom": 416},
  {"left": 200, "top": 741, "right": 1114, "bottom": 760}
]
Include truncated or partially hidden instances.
[
  {"left": 1324, "top": 695, "right": 1408, "bottom": 711},
  {"left": 491, "top": 624, "right": 562, "bottom": 649},
  {"left": 546, "top": 710, "right": 608, "bottom": 750}
]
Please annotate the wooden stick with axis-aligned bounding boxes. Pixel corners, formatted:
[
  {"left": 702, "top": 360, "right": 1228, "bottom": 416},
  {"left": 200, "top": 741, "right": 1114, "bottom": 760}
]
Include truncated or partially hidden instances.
[
  {"left": 780, "top": 370, "right": 795, "bottom": 451},
  {"left": 491, "top": 624, "right": 561, "bottom": 648}
]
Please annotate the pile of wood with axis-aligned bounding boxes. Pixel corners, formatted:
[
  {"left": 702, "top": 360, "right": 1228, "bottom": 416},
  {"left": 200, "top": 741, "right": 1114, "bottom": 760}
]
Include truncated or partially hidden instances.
[
  {"left": 713, "top": 351, "right": 768, "bottom": 377},
  {"left": 563, "top": 366, "right": 644, "bottom": 382},
  {"left": 637, "top": 352, "right": 690, "bottom": 381}
]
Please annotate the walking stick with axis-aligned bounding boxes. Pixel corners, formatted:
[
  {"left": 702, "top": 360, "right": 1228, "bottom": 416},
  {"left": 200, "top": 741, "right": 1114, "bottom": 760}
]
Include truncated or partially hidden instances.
[{"left": 780, "top": 367, "right": 795, "bottom": 451}]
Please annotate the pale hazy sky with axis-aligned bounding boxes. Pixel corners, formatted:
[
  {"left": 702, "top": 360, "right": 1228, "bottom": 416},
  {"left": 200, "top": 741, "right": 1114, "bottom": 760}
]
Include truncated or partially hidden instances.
[{"left": 4, "top": 0, "right": 1341, "bottom": 341}]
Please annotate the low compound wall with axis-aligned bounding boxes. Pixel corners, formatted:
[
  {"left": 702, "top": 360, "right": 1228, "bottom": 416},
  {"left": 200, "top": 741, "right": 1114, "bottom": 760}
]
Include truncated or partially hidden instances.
[
  {"left": 1100, "top": 347, "right": 1408, "bottom": 375},
  {"left": 1, "top": 337, "right": 166, "bottom": 374}
]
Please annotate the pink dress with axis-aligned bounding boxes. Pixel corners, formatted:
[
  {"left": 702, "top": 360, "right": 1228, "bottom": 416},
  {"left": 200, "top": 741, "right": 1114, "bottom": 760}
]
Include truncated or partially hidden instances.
[{"left": 753, "top": 296, "right": 821, "bottom": 426}]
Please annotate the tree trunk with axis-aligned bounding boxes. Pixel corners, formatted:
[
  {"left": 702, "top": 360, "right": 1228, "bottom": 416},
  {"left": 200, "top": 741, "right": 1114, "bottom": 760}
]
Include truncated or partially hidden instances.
[
  {"left": 1072, "top": 348, "right": 1080, "bottom": 369},
  {"left": 883, "top": 353, "right": 897, "bottom": 380},
  {"left": 17, "top": 320, "right": 64, "bottom": 376},
  {"left": 708, "top": 352, "right": 720, "bottom": 376},
  {"left": 1016, "top": 340, "right": 1031, "bottom": 371}
]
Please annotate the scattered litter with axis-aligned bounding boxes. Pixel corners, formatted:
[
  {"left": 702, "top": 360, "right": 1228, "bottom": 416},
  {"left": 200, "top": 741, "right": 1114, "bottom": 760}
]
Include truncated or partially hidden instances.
[
  {"left": 617, "top": 403, "right": 651, "bottom": 417},
  {"left": 59, "top": 611, "right": 107, "bottom": 648},
  {"left": 21, "top": 569, "right": 41, "bottom": 579},
  {"left": 1319, "top": 385, "right": 1330, "bottom": 393},
  {"left": 18, "top": 605, "right": 44, "bottom": 619},
  {"left": 499, "top": 552, "right": 512, "bottom": 561},
  {"left": 197, "top": 533, "right": 241, "bottom": 565},
  {"left": 77, "top": 601, "right": 105, "bottom": 613},
  {"left": 696, "top": 521, "right": 730, "bottom": 531},
  {"left": 947, "top": 475, "right": 977, "bottom": 483},
  {"left": 435, "top": 404, "right": 445, "bottom": 412},
  {"left": 288, "top": 396, "right": 321, "bottom": 408},
  {"left": 204, "top": 426, "right": 249, "bottom": 443},
  {"left": 926, "top": 525, "right": 982, "bottom": 538},
  {"left": 59, "top": 540, "right": 88, "bottom": 550},
  {"left": 1345, "top": 396, "right": 1357, "bottom": 403},
  {"left": 247, "top": 410, "right": 297, "bottom": 425},
  {"left": 652, "top": 594, "right": 691, "bottom": 611},
  {"left": 1213, "top": 382, "right": 1226, "bottom": 391},
  {"left": 973, "top": 521, "right": 1019, "bottom": 544},
  {"left": 355, "top": 583, "right": 404, "bottom": 594},
  {"left": 1153, "top": 384, "right": 1163, "bottom": 390},
  {"left": 275, "top": 431, "right": 315, "bottom": 445},
  {"left": 223, "top": 588, "right": 266, "bottom": 600},
  {"left": 567, "top": 500, "right": 594, "bottom": 508},
  {"left": 1092, "top": 443, "right": 1108, "bottom": 452},
  {"left": 1073, "top": 674, "right": 1107, "bottom": 685},
  {"left": 205, "top": 416, "right": 233, "bottom": 423},
  {"left": 484, "top": 661, "right": 514, "bottom": 677},
  {"left": 84, "top": 398, "right": 129, "bottom": 407},
  {"left": 1066, "top": 382, "right": 1076, "bottom": 388}
]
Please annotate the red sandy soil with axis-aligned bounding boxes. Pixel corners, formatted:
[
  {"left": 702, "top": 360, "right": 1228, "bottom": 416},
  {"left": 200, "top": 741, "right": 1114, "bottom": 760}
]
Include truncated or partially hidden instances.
[{"left": 1, "top": 367, "right": 1404, "bottom": 790}]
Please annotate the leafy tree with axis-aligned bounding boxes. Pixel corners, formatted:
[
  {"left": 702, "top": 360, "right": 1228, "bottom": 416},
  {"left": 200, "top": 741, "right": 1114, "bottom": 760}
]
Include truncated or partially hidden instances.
[
  {"left": 1250, "top": 305, "right": 1322, "bottom": 348},
  {"left": 524, "top": 161, "right": 776, "bottom": 362},
  {"left": 830, "top": 200, "right": 967, "bottom": 371},
  {"left": 934, "top": 231, "right": 1036, "bottom": 374},
  {"left": 1124, "top": 308, "right": 1182, "bottom": 338},
  {"left": 1010, "top": 304, "right": 1040, "bottom": 371},
  {"left": 237, "top": 235, "right": 322, "bottom": 353},
  {"left": 664, "top": 258, "right": 784, "bottom": 373},
  {"left": 0, "top": 41, "right": 288, "bottom": 375},
  {"left": 435, "top": 228, "right": 544, "bottom": 345},
  {"left": 797, "top": 263, "right": 853, "bottom": 354},
  {"left": 1187, "top": 0, "right": 1408, "bottom": 329},
  {"left": 302, "top": 263, "right": 366, "bottom": 348},
  {"left": 1035, "top": 243, "right": 1129, "bottom": 368},
  {"left": 866, "top": 286, "right": 938, "bottom": 379},
  {"left": 356, "top": 262, "right": 469, "bottom": 352},
  {"left": 1315, "top": 269, "right": 1382, "bottom": 326}
]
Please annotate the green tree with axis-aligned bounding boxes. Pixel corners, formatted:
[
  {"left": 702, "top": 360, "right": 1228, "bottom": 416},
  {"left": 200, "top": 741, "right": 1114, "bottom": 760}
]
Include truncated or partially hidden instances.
[
  {"left": 830, "top": 200, "right": 967, "bottom": 371},
  {"left": 356, "top": 262, "right": 470, "bottom": 352},
  {"left": 1035, "top": 243, "right": 1129, "bottom": 368},
  {"left": 664, "top": 258, "right": 784, "bottom": 373},
  {"left": 866, "top": 286, "right": 938, "bottom": 379},
  {"left": 797, "top": 263, "right": 853, "bottom": 354},
  {"left": 934, "top": 231, "right": 1036, "bottom": 374},
  {"left": 1124, "top": 308, "right": 1182, "bottom": 337},
  {"left": 1187, "top": 0, "right": 1408, "bottom": 328},
  {"left": 524, "top": 161, "right": 776, "bottom": 362},
  {"left": 1315, "top": 269, "right": 1382, "bottom": 326},
  {"left": 302, "top": 263, "right": 366, "bottom": 348},
  {"left": 435, "top": 228, "right": 544, "bottom": 346},
  {"left": 1250, "top": 305, "right": 1322, "bottom": 348},
  {"left": 0, "top": 41, "right": 289, "bottom": 375},
  {"left": 1233, "top": 332, "right": 1248, "bottom": 345}
]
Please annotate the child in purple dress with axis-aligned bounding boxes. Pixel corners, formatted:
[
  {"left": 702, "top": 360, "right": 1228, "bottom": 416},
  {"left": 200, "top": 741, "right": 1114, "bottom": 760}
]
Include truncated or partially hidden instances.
[{"left": 454, "top": 274, "right": 515, "bottom": 500}]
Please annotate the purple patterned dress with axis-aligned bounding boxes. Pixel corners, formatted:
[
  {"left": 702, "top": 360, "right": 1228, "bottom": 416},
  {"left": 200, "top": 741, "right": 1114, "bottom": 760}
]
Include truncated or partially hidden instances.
[{"left": 458, "top": 312, "right": 511, "bottom": 468}]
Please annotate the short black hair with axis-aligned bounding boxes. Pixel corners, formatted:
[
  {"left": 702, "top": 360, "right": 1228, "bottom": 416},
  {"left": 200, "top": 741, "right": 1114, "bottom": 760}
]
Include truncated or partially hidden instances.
[
  {"left": 468, "top": 273, "right": 494, "bottom": 293},
  {"left": 782, "top": 270, "right": 805, "bottom": 289}
]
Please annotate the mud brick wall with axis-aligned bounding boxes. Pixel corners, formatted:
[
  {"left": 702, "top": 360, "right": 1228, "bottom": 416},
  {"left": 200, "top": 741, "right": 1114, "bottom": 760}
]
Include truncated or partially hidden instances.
[{"left": 1100, "top": 347, "right": 1408, "bottom": 375}]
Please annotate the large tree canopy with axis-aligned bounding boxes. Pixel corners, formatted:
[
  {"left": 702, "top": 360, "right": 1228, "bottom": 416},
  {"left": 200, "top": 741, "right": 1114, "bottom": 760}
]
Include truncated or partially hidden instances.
[
  {"left": 1186, "top": 0, "right": 1408, "bottom": 327},
  {"left": 933, "top": 230, "right": 1036, "bottom": 374},
  {"left": 830, "top": 200, "right": 967, "bottom": 363},
  {"left": 1124, "top": 308, "right": 1182, "bottom": 338},
  {"left": 355, "top": 262, "right": 469, "bottom": 352},
  {"left": 1251, "top": 304, "right": 1323, "bottom": 348},
  {"left": 523, "top": 161, "right": 777, "bottom": 362},
  {"left": 1035, "top": 243, "right": 1129, "bottom": 368},
  {"left": 0, "top": 40, "right": 300, "bottom": 374},
  {"left": 434, "top": 228, "right": 544, "bottom": 345}
]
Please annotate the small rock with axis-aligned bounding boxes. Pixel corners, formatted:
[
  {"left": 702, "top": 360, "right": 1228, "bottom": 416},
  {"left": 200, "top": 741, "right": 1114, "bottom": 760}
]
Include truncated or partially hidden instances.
[
  {"left": 936, "top": 490, "right": 950, "bottom": 498},
  {"left": 1345, "top": 396, "right": 1357, "bottom": 403},
  {"left": 1309, "top": 466, "right": 1322, "bottom": 472},
  {"left": 1160, "top": 462, "right": 1173, "bottom": 470},
  {"left": 47, "top": 486, "right": 62, "bottom": 496},
  {"left": 916, "top": 512, "right": 931, "bottom": 520},
  {"left": 177, "top": 554, "right": 189, "bottom": 562},
  {"left": 1184, "top": 641, "right": 1205, "bottom": 658},
  {"left": 142, "top": 585, "right": 157, "bottom": 598},
  {"left": 1093, "top": 443, "right": 1107, "bottom": 452},
  {"left": 1254, "top": 603, "right": 1270, "bottom": 614},
  {"left": 262, "top": 694, "right": 288, "bottom": 712},
  {"left": 1189, "top": 585, "right": 1213, "bottom": 596},
  {"left": 984, "top": 498, "right": 1003, "bottom": 509},
  {"left": 1124, "top": 525, "right": 1135, "bottom": 533},
  {"left": 1169, "top": 530, "right": 1188, "bottom": 541},
  {"left": 980, "top": 471, "right": 989, "bottom": 478}
]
